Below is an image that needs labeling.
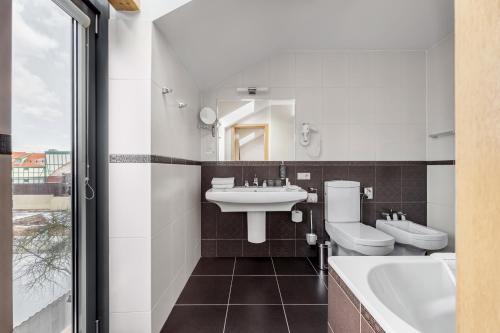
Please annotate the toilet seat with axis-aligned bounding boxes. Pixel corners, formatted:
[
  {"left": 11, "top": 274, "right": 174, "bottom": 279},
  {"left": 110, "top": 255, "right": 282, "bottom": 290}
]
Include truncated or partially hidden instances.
[
  {"left": 376, "top": 220, "right": 448, "bottom": 250},
  {"left": 325, "top": 222, "right": 395, "bottom": 256}
]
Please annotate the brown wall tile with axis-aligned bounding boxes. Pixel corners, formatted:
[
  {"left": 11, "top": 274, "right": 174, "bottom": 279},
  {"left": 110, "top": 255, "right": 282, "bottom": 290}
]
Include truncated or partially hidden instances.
[
  {"left": 323, "top": 165, "right": 349, "bottom": 182},
  {"left": 201, "top": 240, "right": 217, "bottom": 257},
  {"left": 348, "top": 166, "right": 376, "bottom": 190},
  {"left": 201, "top": 203, "right": 217, "bottom": 238},
  {"left": 361, "top": 316, "right": 376, "bottom": 333},
  {"left": 217, "top": 212, "right": 244, "bottom": 239},
  {"left": 270, "top": 240, "right": 295, "bottom": 257},
  {"left": 268, "top": 212, "right": 296, "bottom": 239},
  {"left": 375, "top": 166, "right": 402, "bottom": 202},
  {"left": 201, "top": 161, "right": 428, "bottom": 257},
  {"left": 402, "top": 202, "right": 427, "bottom": 225},
  {"left": 217, "top": 240, "right": 243, "bottom": 257},
  {"left": 328, "top": 275, "right": 360, "bottom": 333},
  {"left": 243, "top": 241, "right": 270, "bottom": 257},
  {"left": 402, "top": 165, "right": 427, "bottom": 202}
]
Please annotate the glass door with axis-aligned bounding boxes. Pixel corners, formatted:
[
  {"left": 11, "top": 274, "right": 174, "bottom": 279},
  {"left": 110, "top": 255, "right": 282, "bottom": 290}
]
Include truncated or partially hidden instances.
[{"left": 11, "top": 1, "right": 94, "bottom": 332}]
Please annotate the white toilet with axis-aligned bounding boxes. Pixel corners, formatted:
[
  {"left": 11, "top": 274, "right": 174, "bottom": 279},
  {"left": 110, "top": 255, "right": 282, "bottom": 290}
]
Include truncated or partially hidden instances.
[
  {"left": 376, "top": 219, "right": 448, "bottom": 255},
  {"left": 324, "top": 181, "right": 395, "bottom": 256}
]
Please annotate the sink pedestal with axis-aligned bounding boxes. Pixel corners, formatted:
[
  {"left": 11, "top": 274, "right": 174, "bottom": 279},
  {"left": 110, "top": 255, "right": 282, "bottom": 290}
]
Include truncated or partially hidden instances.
[{"left": 247, "top": 212, "right": 266, "bottom": 243}]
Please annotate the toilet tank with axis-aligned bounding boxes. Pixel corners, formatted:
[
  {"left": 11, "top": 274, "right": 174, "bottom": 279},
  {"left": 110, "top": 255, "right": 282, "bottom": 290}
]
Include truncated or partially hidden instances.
[{"left": 325, "top": 181, "right": 360, "bottom": 223}]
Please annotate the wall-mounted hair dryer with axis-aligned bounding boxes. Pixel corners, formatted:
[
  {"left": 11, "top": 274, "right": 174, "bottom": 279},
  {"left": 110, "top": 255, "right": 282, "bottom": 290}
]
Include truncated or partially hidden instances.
[{"left": 300, "top": 122, "right": 318, "bottom": 146}]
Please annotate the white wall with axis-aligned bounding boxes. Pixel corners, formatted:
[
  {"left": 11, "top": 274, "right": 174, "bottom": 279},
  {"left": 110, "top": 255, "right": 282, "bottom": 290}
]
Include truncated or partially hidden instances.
[
  {"left": 108, "top": 2, "right": 201, "bottom": 332},
  {"left": 201, "top": 50, "right": 427, "bottom": 161},
  {"left": 427, "top": 34, "right": 455, "bottom": 250},
  {"left": 150, "top": 26, "right": 201, "bottom": 333}
]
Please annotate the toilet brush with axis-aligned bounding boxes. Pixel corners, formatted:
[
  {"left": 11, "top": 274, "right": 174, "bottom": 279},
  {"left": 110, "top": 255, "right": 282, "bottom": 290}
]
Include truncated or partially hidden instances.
[{"left": 306, "top": 209, "right": 317, "bottom": 245}]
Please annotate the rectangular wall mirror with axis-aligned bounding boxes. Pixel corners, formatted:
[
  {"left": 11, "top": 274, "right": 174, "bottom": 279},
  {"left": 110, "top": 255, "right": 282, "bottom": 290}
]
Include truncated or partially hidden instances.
[{"left": 217, "top": 99, "right": 295, "bottom": 161}]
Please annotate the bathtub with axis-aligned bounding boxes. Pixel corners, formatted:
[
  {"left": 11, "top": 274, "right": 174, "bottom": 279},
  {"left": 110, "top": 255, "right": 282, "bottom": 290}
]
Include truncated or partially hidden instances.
[{"left": 328, "top": 256, "right": 456, "bottom": 333}]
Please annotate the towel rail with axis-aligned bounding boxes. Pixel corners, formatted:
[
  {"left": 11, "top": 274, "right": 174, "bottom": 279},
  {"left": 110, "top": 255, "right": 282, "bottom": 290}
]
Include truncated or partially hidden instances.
[{"left": 428, "top": 130, "right": 455, "bottom": 139}]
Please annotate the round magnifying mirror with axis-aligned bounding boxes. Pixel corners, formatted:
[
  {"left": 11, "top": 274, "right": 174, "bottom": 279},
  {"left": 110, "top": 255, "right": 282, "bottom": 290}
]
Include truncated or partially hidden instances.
[{"left": 200, "top": 107, "right": 217, "bottom": 125}]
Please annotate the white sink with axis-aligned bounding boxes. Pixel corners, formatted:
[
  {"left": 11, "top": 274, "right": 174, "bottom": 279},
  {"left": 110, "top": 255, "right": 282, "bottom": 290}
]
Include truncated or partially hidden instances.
[{"left": 206, "top": 186, "right": 307, "bottom": 243}]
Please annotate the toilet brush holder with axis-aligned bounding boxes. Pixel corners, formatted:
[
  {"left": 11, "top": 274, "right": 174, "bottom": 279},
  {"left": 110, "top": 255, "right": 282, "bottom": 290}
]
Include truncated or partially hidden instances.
[
  {"left": 306, "top": 233, "right": 317, "bottom": 245},
  {"left": 305, "top": 209, "right": 317, "bottom": 245}
]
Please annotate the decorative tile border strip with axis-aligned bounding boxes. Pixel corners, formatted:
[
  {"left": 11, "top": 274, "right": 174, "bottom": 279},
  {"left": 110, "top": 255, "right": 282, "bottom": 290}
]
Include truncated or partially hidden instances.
[
  {"left": 427, "top": 160, "right": 455, "bottom": 165},
  {"left": 0, "top": 134, "right": 11, "bottom": 155},
  {"left": 361, "top": 304, "right": 385, "bottom": 333},
  {"left": 109, "top": 154, "right": 201, "bottom": 165},
  {"left": 201, "top": 160, "right": 430, "bottom": 166},
  {"left": 201, "top": 160, "right": 454, "bottom": 166}
]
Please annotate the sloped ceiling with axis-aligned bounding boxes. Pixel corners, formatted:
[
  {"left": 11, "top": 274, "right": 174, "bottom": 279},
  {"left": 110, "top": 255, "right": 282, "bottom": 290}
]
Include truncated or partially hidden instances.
[{"left": 154, "top": 0, "right": 454, "bottom": 90}]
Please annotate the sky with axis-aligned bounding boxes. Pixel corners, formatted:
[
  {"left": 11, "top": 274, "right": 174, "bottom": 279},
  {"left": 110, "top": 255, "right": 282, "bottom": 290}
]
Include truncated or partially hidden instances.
[{"left": 12, "top": 0, "right": 72, "bottom": 153}]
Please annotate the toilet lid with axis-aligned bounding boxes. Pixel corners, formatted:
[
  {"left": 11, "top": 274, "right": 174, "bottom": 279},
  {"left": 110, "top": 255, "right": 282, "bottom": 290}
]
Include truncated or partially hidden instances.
[{"left": 329, "top": 222, "right": 395, "bottom": 247}]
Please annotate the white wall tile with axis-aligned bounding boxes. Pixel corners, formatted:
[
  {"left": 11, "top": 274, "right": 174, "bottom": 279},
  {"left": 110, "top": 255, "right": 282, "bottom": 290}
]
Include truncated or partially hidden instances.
[
  {"left": 427, "top": 135, "right": 455, "bottom": 161},
  {"left": 400, "top": 51, "right": 427, "bottom": 90},
  {"left": 202, "top": 50, "right": 427, "bottom": 161},
  {"left": 109, "top": 79, "right": 151, "bottom": 154},
  {"left": 374, "top": 86, "right": 404, "bottom": 124},
  {"left": 399, "top": 86, "right": 426, "bottom": 124},
  {"left": 151, "top": 164, "right": 175, "bottom": 235},
  {"left": 349, "top": 124, "right": 376, "bottom": 160},
  {"left": 427, "top": 203, "right": 455, "bottom": 251},
  {"left": 242, "top": 59, "right": 269, "bottom": 87},
  {"left": 322, "top": 88, "right": 349, "bottom": 124},
  {"left": 151, "top": 262, "right": 191, "bottom": 333},
  {"left": 323, "top": 53, "right": 348, "bottom": 87},
  {"left": 348, "top": 87, "right": 375, "bottom": 124},
  {"left": 427, "top": 34, "right": 455, "bottom": 161},
  {"left": 427, "top": 165, "right": 455, "bottom": 205},
  {"left": 109, "top": 19, "right": 151, "bottom": 80},
  {"left": 372, "top": 51, "right": 401, "bottom": 88},
  {"left": 151, "top": 29, "right": 201, "bottom": 160},
  {"left": 110, "top": 312, "right": 151, "bottom": 333},
  {"left": 268, "top": 87, "right": 296, "bottom": 100},
  {"left": 109, "top": 237, "right": 150, "bottom": 313},
  {"left": 375, "top": 124, "right": 405, "bottom": 160},
  {"left": 295, "top": 88, "right": 322, "bottom": 124},
  {"left": 269, "top": 53, "right": 295, "bottom": 87},
  {"left": 109, "top": 163, "right": 151, "bottom": 238},
  {"left": 320, "top": 124, "right": 350, "bottom": 160},
  {"left": 295, "top": 53, "right": 322, "bottom": 87},
  {"left": 348, "top": 52, "right": 374, "bottom": 87}
]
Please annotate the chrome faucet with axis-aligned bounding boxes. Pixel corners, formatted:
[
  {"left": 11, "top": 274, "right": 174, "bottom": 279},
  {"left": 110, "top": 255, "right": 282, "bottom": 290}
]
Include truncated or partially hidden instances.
[{"left": 253, "top": 174, "right": 259, "bottom": 187}]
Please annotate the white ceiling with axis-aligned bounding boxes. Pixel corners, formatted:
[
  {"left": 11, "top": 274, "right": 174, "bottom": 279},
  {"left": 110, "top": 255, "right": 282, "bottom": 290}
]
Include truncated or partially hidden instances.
[{"left": 155, "top": 0, "right": 454, "bottom": 90}]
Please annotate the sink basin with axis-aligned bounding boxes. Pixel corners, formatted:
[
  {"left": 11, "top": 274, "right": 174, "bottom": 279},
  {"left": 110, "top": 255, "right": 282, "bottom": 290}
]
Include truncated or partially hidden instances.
[
  {"left": 206, "top": 186, "right": 307, "bottom": 243},
  {"left": 206, "top": 186, "right": 308, "bottom": 212}
]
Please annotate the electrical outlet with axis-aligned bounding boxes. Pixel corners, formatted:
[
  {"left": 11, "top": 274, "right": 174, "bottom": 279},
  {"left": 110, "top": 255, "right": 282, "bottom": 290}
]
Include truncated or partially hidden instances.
[
  {"left": 364, "top": 187, "right": 373, "bottom": 200},
  {"left": 297, "top": 172, "right": 311, "bottom": 180}
]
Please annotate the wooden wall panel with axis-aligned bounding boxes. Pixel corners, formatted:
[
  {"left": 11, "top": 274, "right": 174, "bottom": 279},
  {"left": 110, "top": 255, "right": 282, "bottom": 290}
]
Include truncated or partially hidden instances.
[{"left": 456, "top": 0, "right": 500, "bottom": 332}]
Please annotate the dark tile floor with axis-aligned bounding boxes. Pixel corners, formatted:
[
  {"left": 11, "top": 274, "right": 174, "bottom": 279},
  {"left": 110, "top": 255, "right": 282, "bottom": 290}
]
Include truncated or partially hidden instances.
[{"left": 161, "top": 257, "right": 328, "bottom": 333}]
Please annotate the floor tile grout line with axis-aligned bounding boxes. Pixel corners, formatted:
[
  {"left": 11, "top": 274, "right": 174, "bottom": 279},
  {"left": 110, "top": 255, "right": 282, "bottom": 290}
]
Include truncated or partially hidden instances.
[
  {"left": 175, "top": 303, "right": 328, "bottom": 306},
  {"left": 222, "top": 257, "right": 236, "bottom": 333},
  {"left": 192, "top": 274, "right": 319, "bottom": 277},
  {"left": 271, "top": 257, "right": 291, "bottom": 333},
  {"left": 306, "top": 257, "right": 319, "bottom": 275},
  {"left": 306, "top": 257, "right": 329, "bottom": 290}
]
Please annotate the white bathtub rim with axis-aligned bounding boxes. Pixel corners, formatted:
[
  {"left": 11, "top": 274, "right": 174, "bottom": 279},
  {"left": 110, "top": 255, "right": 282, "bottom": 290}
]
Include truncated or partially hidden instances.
[{"left": 328, "top": 256, "right": 453, "bottom": 333}]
